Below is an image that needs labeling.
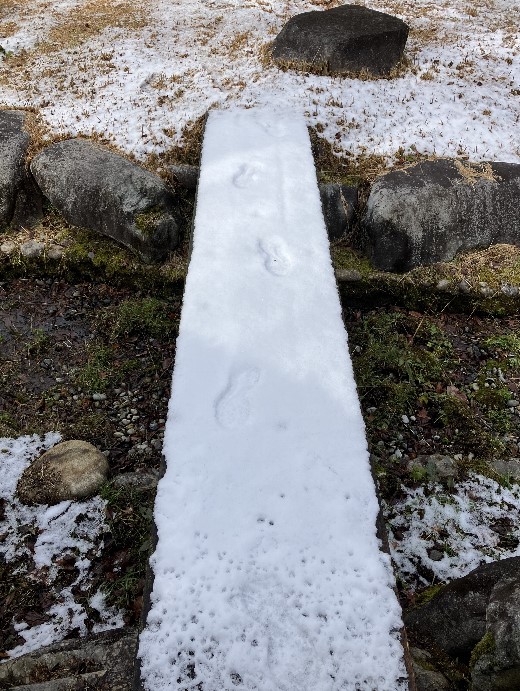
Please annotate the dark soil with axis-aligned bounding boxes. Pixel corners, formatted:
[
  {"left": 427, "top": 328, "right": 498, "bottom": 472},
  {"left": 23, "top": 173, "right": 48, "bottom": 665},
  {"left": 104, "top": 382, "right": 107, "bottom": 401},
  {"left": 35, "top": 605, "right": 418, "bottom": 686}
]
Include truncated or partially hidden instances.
[
  {"left": 0, "top": 277, "right": 182, "bottom": 653},
  {"left": 1, "top": 275, "right": 519, "bottom": 685}
]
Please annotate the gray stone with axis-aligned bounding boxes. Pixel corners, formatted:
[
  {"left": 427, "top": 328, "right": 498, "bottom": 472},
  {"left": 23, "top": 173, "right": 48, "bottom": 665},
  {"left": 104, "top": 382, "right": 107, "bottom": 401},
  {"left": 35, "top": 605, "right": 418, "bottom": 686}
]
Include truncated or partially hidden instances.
[
  {"left": 20, "top": 239, "right": 44, "bottom": 258},
  {"left": 16, "top": 439, "right": 109, "bottom": 505},
  {"left": 46, "top": 244, "right": 63, "bottom": 260},
  {"left": 271, "top": 5, "right": 409, "bottom": 77},
  {"left": 112, "top": 469, "right": 160, "bottom": 491},
  {"left": 501, "top": 283, "right": 519, "bottom": 297},
  {"left": 0, "top": 110, "right": 43, "bottom": 230},
  {"left": 436, "top": 279, "right": 451, "bottom": 291},
  {"left": 410, "top": 648, "right": 451, "bottom": 691},
  {"left": 319, "top": 183, "right": 358, "bottom": 241},
  {"left": 0, "top": 239, "right": 17, "bottom": 254},
  {"left": 0, "top": 628, "right": 137, "bottom": 689},
  {"left": 408, "top": 454, "right": 459, "bottom": 481},
  {"left": 31, "top": 139, "right": 180, "bottom": 263},
  {"left": 428, "top": 548, "right": 445, "bottom": 562},
  {"left": 405, "top": 557, "right": 520, "bottom": 664},
  {"left": 506, "top": 400, "right": 519, "bottom": 408},
  {"left": 489, "top": 458, "right": 520, "bottom": 482},
  {"left": 336, "top": 268, "right": 362, "bottom": 282},
  {"left": 471, "top": 578, "right": 520, "bottom": 690},
  {"left": 362, "top": 159, "right": 520, "bottom": 271},
  {"left": 168, "top": 163, "right": 199, "bottom": 190}
]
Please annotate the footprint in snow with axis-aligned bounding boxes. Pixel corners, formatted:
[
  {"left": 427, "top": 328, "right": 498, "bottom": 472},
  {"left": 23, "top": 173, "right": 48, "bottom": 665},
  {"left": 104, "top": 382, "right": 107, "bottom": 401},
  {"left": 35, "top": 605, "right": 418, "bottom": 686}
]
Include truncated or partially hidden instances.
[
  {"left": 260, "top": 120, "right": 288, "bottom": 139},
  {"left": 232, "top": 163, "right": 259, "bottom": 189},
  {"left": 215, "top": 368, "right": 260, "bottom": 429},
  {"left": 259, "top": 237, "right": 292, "bottom": 276}
]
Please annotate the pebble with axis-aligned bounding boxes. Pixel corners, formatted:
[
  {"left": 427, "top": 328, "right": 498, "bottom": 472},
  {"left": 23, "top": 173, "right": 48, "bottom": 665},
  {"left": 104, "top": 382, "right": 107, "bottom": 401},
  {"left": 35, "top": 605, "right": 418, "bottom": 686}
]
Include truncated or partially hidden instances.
[
  {"left": 402, "top": 415, "right": 410, "bottom": 424},
  {"left": 47, "top": 244, "right": 63, "bottom": 260},
  {"left": 436, "top": 279, "right": 450, "bottom": 291},
  {"left": 20, "top": 240, "right": 44, "bottom": 258},
  {"left": 428, "top": 549, "right": 444, "bottom": 562},
  {"left": 92, "top": 393, "right": 107, "bottom": 401},
  {"left": 0, "top": 240, "right": 17, "bottom": 254},
  {"left": 507, "top": 400, "right": 519, "bottom": 408},
  {"left": 501, "top": 284, "right": 519, "bottom": 297}
]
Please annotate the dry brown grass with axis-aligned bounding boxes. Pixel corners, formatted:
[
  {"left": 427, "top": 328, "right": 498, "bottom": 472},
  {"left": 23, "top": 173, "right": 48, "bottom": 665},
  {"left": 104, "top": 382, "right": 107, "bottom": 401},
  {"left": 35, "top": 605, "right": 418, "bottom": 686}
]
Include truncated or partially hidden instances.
[
  {"left": 146, "top": 114, "right": 209, "bottom": 175},
  {"left": 0, "top": 0, "right": 18, "bottom": 22},
  {"left": 454, "top": 160, "right": 500, "bottom": 185},
  {"left": 0, "top": 20, "right": 18, "bottom": 36},
  {"left": 44, "top": 0, "right": 146, "bottom": 50}
]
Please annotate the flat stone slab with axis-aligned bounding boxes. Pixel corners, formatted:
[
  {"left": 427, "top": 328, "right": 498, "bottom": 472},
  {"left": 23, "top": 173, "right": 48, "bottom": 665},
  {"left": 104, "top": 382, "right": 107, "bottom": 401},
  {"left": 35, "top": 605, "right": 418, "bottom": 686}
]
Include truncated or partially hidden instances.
[
  {"left": 363, "top": 159, "right": 520, "bottom": 271},
  {"left": 138, "top": 108, "right": 408, "bottom": 690},
  {"left": 271, "top": 5, "right": 409, "bottom": 76},
  {"left": 31, "top": 139, "right": 180, "bottom": 263}
]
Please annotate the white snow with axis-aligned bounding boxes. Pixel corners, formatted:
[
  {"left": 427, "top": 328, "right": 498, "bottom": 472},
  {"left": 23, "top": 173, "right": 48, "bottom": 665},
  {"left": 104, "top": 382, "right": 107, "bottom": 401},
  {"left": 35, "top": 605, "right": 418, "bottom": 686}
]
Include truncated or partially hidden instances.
[
  {"left": 386, "top": 475, "right": 520, "bottom": 590},
  {"left": 138, "top": 108, "right": 407, "bottom": 690},
  {"left": 0, "top": 0, "right": 518, "bottom": 164},
  {"left": 0, "top": 434, "right": 123, "bottom": 659}
]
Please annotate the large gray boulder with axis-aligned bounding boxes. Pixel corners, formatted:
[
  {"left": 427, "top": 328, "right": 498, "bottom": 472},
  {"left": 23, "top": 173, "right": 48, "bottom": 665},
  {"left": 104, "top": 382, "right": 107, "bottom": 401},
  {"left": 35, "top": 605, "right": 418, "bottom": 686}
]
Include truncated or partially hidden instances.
[
  {"left": 363, "top": 159, "right": 520, "bottom": 271},
  {"left": 31, "top": 139, "right": 180, "bottom": 262},
  {"left": 0, "top": 110, "right": 42, "bottom": 229},
  {"left": 271, "top": 5, "right": 409, "bottom": 76},
  {"left": 405, "top": 558, "right": 520, "bottom": 690},
  {"left": 319, "top": 183, "right": 358, "bottom": 241},
  {"left": 16, "top": 439, "right": 109, "bottom": 505},
  {"left": 471, "top": 577, "right": 520, "bottom": 690}
]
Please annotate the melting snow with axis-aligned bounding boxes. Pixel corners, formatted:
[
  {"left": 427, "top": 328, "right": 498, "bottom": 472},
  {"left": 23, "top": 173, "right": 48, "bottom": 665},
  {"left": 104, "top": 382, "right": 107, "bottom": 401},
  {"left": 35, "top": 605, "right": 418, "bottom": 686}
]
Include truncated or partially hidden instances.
[
  {"left": 0, "top": 434, "right": 123, "bottom": 659},
  {"left": 0, "top": 0, "right": 518, "bottom": 163},
  {"left": 386, "top": 475, "right": 520, "bottom": 590}
]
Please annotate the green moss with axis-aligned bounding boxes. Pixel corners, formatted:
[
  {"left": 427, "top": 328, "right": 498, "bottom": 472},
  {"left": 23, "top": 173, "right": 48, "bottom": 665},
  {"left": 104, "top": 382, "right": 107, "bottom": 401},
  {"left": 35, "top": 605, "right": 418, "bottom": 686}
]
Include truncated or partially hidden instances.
[
  {"left": 99, "top": 482, "right": 155, "bottom": 612},
  {"left": 74, "top": 344, "right": 140, "bottom": 393},
  {"left": 97, "top": 297, "right": 179, "bottom": 340},
  {"left": 483, "top": 334, "right": 520, "bottom": 357},
  {"left": 134, "top": 206, "right": 164, "bottom": 238},
  {"left": 414, "top": 584, "right": 445, "bottom": 608},
  {"left": 332, "top": 246, "right": 376, "bottom": 276},
  {"left": 0, "top": 411, "right": 19, "bottom": 437},
  {"left": 470, "top": 632, "right": 496, "bottom": 669},
  {"left": 427, "top": 393, "right": 506, "bottom": 461}
]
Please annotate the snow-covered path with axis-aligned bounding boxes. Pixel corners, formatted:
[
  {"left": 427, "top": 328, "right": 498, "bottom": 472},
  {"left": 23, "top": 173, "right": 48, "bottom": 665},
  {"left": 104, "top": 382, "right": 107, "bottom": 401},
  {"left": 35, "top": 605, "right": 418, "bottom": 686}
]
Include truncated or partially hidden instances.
[{"left": 138, "top": 108, "right": 407, "bottom": 690}]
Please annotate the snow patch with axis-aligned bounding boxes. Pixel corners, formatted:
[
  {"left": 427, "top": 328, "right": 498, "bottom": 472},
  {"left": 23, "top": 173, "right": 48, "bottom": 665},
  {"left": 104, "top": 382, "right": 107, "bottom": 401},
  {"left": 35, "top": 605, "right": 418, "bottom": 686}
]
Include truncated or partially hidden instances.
[{"left": 386, "top": 475, "right": 520, "bottom": 589}]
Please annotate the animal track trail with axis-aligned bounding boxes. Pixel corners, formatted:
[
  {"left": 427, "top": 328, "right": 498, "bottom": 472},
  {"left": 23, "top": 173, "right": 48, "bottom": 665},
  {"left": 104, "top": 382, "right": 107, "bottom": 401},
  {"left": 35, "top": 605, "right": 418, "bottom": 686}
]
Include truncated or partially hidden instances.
[
  {"left": 215, "top": 368, "right": 260, "bottom": 429},
  {"left": 259, "top": 237, "right": 292, "bottom": 276},
  {"left": 233, "top": 163, "right": 260, "bottom": 189}
]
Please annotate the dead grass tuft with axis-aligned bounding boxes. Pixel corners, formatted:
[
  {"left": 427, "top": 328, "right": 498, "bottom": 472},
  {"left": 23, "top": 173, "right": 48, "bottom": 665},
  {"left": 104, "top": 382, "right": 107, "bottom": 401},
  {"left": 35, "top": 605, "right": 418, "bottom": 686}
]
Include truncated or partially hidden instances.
[
  {"left": 454, "top": 160, "right": 500, "bottom": 185},
  {"left": 268, "top": 46, "right": 411, "bottom": 80},
  {"left": 0, "top": 0, "right": 18, "bottom": 22},
  {"left": 455, "top": 245, "right": 520, "bottom": 283},
  {"left": 147, "top": 114, "right": 208, "bottom": 172},
  {"left": 44, "top": 0, "right": 147, "bottom": 50}
]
